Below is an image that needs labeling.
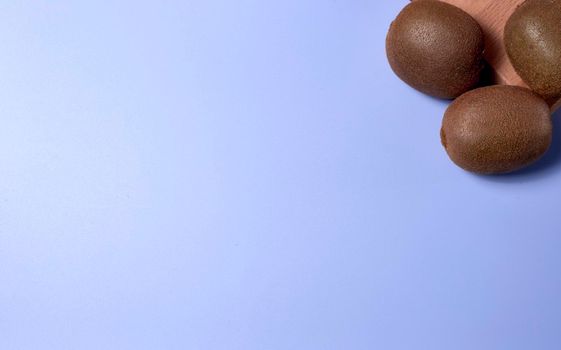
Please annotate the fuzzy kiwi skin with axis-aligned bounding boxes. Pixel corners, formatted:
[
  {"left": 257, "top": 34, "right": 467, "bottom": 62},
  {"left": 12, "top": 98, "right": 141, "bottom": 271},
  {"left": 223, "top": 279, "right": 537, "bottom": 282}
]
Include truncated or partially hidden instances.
[
  {"left": 386, "top": 0, "right": 485, "bottom": 99},
  {"left": 505, "top": 0, "right": 561, "bottom": 102},
  {"left": 441, "top": 86, "right": 552, "bottom": 174}
]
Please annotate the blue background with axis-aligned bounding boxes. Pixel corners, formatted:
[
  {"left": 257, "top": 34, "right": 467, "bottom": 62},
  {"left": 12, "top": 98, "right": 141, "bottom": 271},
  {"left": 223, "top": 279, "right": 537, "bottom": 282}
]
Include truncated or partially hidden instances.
[{"left": 2, "top": 1, "right": 561, "bottom": 349}]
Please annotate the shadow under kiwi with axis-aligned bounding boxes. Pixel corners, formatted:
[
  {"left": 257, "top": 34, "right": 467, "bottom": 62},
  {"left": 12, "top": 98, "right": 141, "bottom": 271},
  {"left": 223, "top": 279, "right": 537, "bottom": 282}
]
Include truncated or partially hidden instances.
[
  {"left": 475, "top": 62, "right": 496, "bottom": 89},
  {"left": 477, "top": 108, "right": 561, "bottom": 183}
]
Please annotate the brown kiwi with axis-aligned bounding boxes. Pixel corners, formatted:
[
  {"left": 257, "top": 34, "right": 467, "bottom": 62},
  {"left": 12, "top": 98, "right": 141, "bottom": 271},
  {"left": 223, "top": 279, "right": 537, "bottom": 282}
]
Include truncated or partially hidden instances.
[
  {"left": 386, "top": 0, "right": 485, "bottom": 99},
  {"left": 441, "top": 85, "right": 552, "bottom": 174},
  {"left": 505, "top": 0, "right": 561, "bottom": 102}
]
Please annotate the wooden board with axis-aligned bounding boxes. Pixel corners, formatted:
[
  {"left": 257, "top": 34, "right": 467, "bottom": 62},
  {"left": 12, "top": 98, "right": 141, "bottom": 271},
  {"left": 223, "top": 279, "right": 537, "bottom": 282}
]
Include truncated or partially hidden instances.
[{"left": 413, "top": 0, "right": 561, "bottom": 111}]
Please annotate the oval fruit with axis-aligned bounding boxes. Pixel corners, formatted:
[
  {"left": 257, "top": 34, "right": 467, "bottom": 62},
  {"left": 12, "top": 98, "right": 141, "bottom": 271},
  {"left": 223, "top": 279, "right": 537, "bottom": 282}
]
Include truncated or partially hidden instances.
[
  {"left": 441, "top": 85, "right": 552, "bottom": 174},
  {"left": 386, "top": 0, "right": 485, "bottom": 99},
  {"left": 505, "top": 0, "right": 561, "bottom": 102}
]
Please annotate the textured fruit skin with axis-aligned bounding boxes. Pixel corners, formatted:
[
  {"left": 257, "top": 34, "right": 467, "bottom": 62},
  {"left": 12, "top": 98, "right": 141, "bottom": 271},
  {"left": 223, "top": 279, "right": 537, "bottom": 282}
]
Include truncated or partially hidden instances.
[
  {"left": 505, "top": 0, "right": 561, "bottom": 102},
  {"left": 441, "top": 86, "right": 552, "bottom": 174},
  {"left": 386, "top": 0, "right": 485, "bottom": 99}
]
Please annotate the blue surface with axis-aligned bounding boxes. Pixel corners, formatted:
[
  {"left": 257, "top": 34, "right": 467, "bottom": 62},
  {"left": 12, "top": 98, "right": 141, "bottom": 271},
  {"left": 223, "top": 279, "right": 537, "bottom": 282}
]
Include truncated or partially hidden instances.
[{"left": 2, "top": 1, "right": 561, "bottom": 349}]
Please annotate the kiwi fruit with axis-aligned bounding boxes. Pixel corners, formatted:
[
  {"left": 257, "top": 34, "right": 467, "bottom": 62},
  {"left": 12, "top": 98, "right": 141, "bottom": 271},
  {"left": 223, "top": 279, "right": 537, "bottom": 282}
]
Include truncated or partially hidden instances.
[
  {"left": 386, "top": 0, "right": 485, "bottom": 99},
  {"left": 441, "top": 85, "right": 552, "bottom": 174},
  {"left": 505, "top": 0, "right": 561, "bottom": 102}
]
